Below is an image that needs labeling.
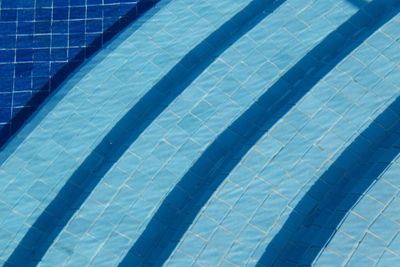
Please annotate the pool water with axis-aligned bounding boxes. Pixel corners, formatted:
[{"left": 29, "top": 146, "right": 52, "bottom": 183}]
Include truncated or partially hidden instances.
[{"left": 0, "top": 0, "right": 400, "bottom": 266}]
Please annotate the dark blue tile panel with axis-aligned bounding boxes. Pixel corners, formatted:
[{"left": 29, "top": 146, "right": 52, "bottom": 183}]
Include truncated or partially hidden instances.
[{"left": 0, "top": 0, "right": 158, "bottom": 145}]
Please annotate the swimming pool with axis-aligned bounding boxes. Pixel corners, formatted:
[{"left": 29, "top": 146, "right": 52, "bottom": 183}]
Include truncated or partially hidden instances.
[{"left": 0, "top": 0, "right": 399, "bottom": 266}]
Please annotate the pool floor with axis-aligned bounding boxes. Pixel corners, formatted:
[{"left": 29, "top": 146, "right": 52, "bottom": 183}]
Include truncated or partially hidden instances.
[{"left": 0, "top": 0, "right": 400, "bottom": 266}]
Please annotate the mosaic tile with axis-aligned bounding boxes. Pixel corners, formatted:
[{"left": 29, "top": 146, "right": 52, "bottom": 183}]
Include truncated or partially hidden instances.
[
  {"left": 167, "top": 7, "right": 400, "bottom": 267},
  {"left": 0, "top": 0, "right": 157, "bottom": 144}
]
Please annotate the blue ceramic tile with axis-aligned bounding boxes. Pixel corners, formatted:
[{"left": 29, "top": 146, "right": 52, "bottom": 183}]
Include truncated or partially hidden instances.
[
  {"left": 0, "top": 1, "right": 399, "bottom": 267},
  {"left": 0, "top": 0, "right": 156, "bottom": 145},
  {"left": 167, "top": 6, "right": 400, "bottom": 267}
]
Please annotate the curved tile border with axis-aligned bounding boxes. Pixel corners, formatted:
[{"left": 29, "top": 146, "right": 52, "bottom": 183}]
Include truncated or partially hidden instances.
[
  {"left": 258, "top": 4, "right": 400, "bottom": 266},
  {"left": 165, "top": 24, "right": 400, "bottom": 266},
  {"left": 316, "top": 153, "right": 400, "bottom": 265},
  {"left": 260, "top": 96, "right": 400, "bottom": 266},
  {"left": 4, "top": 0, "right": 272, "bottom": 265},
  {"left": 0, "top": 0, "right": 157, "bottom": 145},
  {"left": 44, "top": 1, "right": 357, "bottom": 265},
  {"left": 120, "top": 0, "right": 400, "bottom": 266}
]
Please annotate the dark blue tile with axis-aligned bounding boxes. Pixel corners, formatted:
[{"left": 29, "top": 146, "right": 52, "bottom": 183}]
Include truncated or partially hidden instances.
[
  {"left": 70, "top": 7, "right": 86, "bottom": 19},
  {"left": 54, "top": 0, "right": 70, "bottom": 7},
  {"left": 0, "top": 64, "right": 14, "bottom": 78},
  {"left": 15, "top": 63, "right": 33, "bottom": 77},
  {"left": 50, "top": 62, "right": 65, "bottom": 75},
  {"left": 36, "top": 0, "right": 52, "bottom": 8},
  {"left": 69, "top": 48, "right": 84, "bottom": 60},
  {"left": 87, "top": 0, "right": 103, "bottom": 5},
  {"left": 53, "top": 7, "right": 69, "bottom": 20},
  {"left": 86, "top": 19, "right": 103, "bottom": 33},
  {"left": 1, "top": 9, "right": 17, "bottom": 21},
  {"left": 16, "top": 49, "right": 34, "bottom": 62},
  {"left": 104, "top": 18, "right": 118, "bottom": 29},
  {"left": 16, "top": 35, "right": 33, "bottom": 48},
  {"left": 0, "top": 22, "right": 17, "bottom": 34},
  {"left": 18, "top": 21, "right": 35, "bottom": 32},
  {"left": 0, "top": 79, "right": 14, "bottom": 93},
  {"left": 14, "top": 76, "right": 32, "bottom": 91},
  {"left": 104, "top": 4, "right": 120, "bottom": 17},
  {"left": 33, "top": 77, "right": 49, "bottom": 90},
  {"left": 0, "top": 108, "right": 11, "bottom": 121},
  {"left": 0, "top": 50, "right": 15, "bottom": 62},
  {"left": 70, "top": 0, "right": 86, "bottom": 5},
  {"left": 36, "top": 8, "right": 52, "bottom": 20},
  {"left": 0, "top": 35, "right": 16, "bottom": 48},
  {"left": 34, "top": 49, "right": 51, "bottom": 61},
  {"left": 18, "top": 9, "right": 34, "bottom": 21},
  {"left": 0, "top": 0, "right": 153, "bottom": 145},
  {"left": 51, "top": 35, "right": 68, "bottom": 47},
  {"left": 87, "top": 6, "right": 103, "bottom": 18},
  {"left": 69, "top": 34, "right": 86, "bottom": 46},
  {"left": 51, "top": 21, "right": 69, "bottom": 33},
  {"left": 50, "top": 48, "right": 68, "bottom": 61},
  {"left": 1, "top": 0, "right": 18, "bottom": 8},
  {"left": 33, "top": 35, "right": 51, "bottom": 48},
  {"left": 13, "top": 92, "right": 33, "bottom": 107},
  {"left": 33, "top": 63, "right": 50, "bottom": 78},
  {"left": 35, "top": 21, "right": 51, "bottom": 34},
  {"left": 0, "top": 93, "right": 12, "bottom": 107}
]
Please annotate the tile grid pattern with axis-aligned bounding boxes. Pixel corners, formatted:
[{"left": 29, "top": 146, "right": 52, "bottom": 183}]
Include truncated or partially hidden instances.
[
  {"left": 0, "top": 1, "right": 398, "bottom": 267},
  {"left": 165, "top": 12, "right": 400, "bottom": 267},
  {"left": 315, "top": 151, "right": 400, "bottom": 266},
  {"left": 0, "top": 0, "right": 154, "bottom": 144},
  {"left": 313, "top": 23, "right": 400, "bottom": 262},
  {"left": 39, "top": 2, "right": 258, "bottom": 265},
  {"left": 36, "top": 1, "right": 386, "bottom": 266},
  {"left": 0, "top": 1, "right": 253, "bottom": 266}
]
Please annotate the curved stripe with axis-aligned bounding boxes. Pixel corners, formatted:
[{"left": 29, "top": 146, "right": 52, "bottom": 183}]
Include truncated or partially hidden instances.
[
  {"left": 257, "top": 6, "right": 400, "bottom": 267},
  {"left": 0, "top": 1, "right": 158, "bottom": 162},
  {"left": 258, "top": 96, "right": 400, "bottom": 266},
  {"left": 0, "top": 1, "right": 158, "bottom": 148},
  {"left": 119, "top": 0, "right": 400, "bottom": 266},
  {"left": 4, "top": 0, "right": 285, "bottom": 266},
  {"left": 315, "top": 149, "right": 400, "bottom": 265}
]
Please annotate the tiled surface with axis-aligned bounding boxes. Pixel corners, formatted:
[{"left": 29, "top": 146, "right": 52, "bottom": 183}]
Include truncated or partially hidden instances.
[
  {"left": 165, "top": 11, "right": 400, "bottom": 267},
  {"left": 36, "top": 0, "right": 393, "bottom": 266},
  {"left": 0, "top": 0, "right": 399, "bottom": 266},
  {"left": 40, "top": 0, "right": 282, "bottom": 265},
  {"left": 0, "top": 0, "right": 249, "bottom": 265},
  {"left": 0, "top": 0, "right": 154, "bottom": 144},
  {"left": 315, "top": 147, "right": 400, "bottom": 266}
]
